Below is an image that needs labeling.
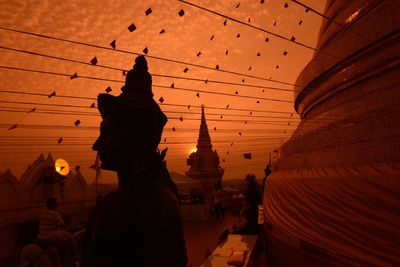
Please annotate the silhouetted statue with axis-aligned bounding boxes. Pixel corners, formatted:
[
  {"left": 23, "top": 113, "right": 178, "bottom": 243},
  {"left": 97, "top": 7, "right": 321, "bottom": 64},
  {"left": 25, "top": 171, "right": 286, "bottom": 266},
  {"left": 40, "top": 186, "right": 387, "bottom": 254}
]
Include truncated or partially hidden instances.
[{"left": 81, "top": 56, "right": 187, "bottom": 267}]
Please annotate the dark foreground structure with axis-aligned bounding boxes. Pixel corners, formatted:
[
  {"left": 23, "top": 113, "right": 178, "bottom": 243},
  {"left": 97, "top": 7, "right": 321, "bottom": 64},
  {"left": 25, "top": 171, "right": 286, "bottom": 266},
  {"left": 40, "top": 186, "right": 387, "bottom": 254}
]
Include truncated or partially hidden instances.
[{"left": 263, "top": 1, "right": 400, "bottom": 266}]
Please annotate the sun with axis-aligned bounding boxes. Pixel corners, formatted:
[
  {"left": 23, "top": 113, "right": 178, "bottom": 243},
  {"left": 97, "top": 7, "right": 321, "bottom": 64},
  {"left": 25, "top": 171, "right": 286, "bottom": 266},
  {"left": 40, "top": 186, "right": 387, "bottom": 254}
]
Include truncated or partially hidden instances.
[{"left": 55, "top": 158, "right": 70, "bottom": 176}]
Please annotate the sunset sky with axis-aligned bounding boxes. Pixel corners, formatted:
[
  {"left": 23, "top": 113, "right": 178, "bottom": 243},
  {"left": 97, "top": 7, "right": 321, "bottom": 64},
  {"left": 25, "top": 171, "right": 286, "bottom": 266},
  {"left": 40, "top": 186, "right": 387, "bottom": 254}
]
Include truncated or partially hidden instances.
[{"left": 0, "top": 0, "right": 326, "bottom": 183}]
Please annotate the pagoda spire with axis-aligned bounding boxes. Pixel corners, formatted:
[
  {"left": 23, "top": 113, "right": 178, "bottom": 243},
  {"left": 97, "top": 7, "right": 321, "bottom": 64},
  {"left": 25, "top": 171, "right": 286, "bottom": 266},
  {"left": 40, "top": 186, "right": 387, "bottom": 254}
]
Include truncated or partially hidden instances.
[{"left": 197, "top": 105, "right": 212, "bottom": 151}]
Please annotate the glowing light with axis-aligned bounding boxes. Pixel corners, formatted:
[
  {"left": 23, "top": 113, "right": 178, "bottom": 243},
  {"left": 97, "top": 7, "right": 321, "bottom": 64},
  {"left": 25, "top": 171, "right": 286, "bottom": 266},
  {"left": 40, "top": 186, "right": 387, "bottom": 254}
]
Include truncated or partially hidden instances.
[
  {"left": 55, "top": 158, "right": 70, "bottom": 176},
  {"left": 345, "top": 9, "right": 361, "bottom": 24},
  {"left": 190, "top": 148, "right": 197, "bottom": 154}
]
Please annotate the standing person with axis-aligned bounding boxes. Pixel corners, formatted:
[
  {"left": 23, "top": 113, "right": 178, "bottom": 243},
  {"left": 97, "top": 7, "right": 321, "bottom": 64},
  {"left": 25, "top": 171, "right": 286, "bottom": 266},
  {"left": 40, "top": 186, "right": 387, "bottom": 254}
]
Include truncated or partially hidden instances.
[
  {"left": 38, "top": 197, "right": 65, "bottom": 239},
  {"left": 212, "top": 183, "right": 225, "bottom": 220},
  {"left": 81, "top": 55, "right": 187, "bottom": 267}
]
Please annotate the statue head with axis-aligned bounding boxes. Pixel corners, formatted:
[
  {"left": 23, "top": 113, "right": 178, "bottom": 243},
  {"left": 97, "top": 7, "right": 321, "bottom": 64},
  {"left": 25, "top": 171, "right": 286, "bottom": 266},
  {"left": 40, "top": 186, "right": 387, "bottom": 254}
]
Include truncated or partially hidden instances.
[{"left": 92, "top": 91, "right": 167, "bottom": 172}]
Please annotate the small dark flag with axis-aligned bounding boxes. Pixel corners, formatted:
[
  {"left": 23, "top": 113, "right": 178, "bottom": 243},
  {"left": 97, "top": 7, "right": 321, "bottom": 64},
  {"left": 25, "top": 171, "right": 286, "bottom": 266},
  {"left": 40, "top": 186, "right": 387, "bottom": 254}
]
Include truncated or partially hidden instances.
[
  {"left": 187, "top": 105, "right": 190, "bottom": 109},
  {"left": 290, "top": 113, "right": 293, "bottom": 117},
  {"left": 243, "top": 153, "right": 252, "bottom": 159},
  {"left": 145, "top": 7, "right": 152, "bottom": 16},
  {"left": 235, "top": 91, "right": 238, "bottom": 95},
  {"left": 225, "top": 50, "right": 228, "bottom": 55},
  {"left": 214, "top": 127, "right": 216, "bottom": 131},
  {"left": 160, "top": 29, "right": 165, "bottom": 34},
  {"left": 28, "top": 107, "right": 36, "bottom": 113},
  {"left": 231, "top": 142, "right": 234, "bottom": 146},
  {"left": 236, "top": 2, "right": 240, "bottom": 8},
  {"left": 291, "top": 36, "right": 296, "bottom": 42},
  {"left": 90, "top": 103, "right": 95, "bottom": 108},
  {"left": 171, "top": 83, "right": 175, "bottom": 88},
  {"left": 8, "top": 124, "right": 17, "bottom": 130},
  {"left": 74, "top": 119, "right": 81, "bottom": 126},
  {"left": 236, "top": 33, "right": 240, "bottom": 38},
  {"left": 276, "top": 65, "right": 279, "bottom": 69},
  {"left": 58, "top": 137, "right": 63, "bottom": 144},
  {"left": 164, "top": 138, "right": 167, "bottom": 142},
  {"left": 178, "top": 9, "right": 185, "bottom": 17},
  {"left": 248, "top": 18, "right": 251, "bottom": 22},
  {"left": 179, "top": 116, "right": 183, "bottom": 122},
  {"left": 222, "top": 159, "right": 225, "bottom": 162},
  {"left": 227, "top": 151, "right": 229, "bottom": 155},
  {"left": 256, "top": 100, "right": 260, "bottom": 103},
  {"left": 238, "top": 132, "right": 242, "bottom": 136},
  {"left": 263, "top": 89, "right": 265, "bottom": 92},
  {"left": 90, "top": 57, "right": 98, "bottom": 65},
  {"left": 197, "top": 51, "right": 201, "bottom": 57},
  {"left": 223, "top": 19, "right": 227, "bottom": 26},
  {"left": 305, "top": 8, "right": 310, "bottom": 12},
  {"left": 288, "top": 122, "right": 291, "bottom": 126},
  {"left": 105, "top": 86, "right": 112, "bottom": 93},
  {"left": 242, "top": 78, "right": 245, "bottom": 83},
  {"left": 284, "top": 3, "right": 288, "bottom": 8},
  {"left": 283, "top": 51, "right": 288, "bottom": 56},
  {"left": 183, "top": 67, "right": 189, "bottom": 73},
  {"left": 216, "top": 64, "right": 219, "bottom": 70},
  {"left": 244, "top": 121, "right": 247, "bottom": 124},
  {"left": 299, "top": 20, "right": 303, "bottom": 25},
  {"left": 274, "top": 21, "right": 277, "bottom": 26},
  {"left": 60, "top": 166, "right": 65, "bottom": 171},
  {"left": 205, "top": 79, "right": 208, "bottom": 84},
  {"left": 257, "top": 52, "right": 260, "bottom": 56},
  {"left": 220, "top": 115, "right": 223, "bottom": 119},
  {"left": 159, "top": 97, "right": 164, "bottom": 103},
  {"left": 261, "top": 0, "right": 264, "bottom": 3},
  {"left": 210, "top": 34, "right": 214, "bottom": 40},
  {"left": 248, "top": 66, "right": 252, "bottom": 71},
  {"left": 172, "top": 127, "right": 176, "bottom": 132},
  {"left": 226, "top": 104, "right": 229, "bottom": 108},
  {"left": 196, "top": 92, "right": 200, "bottom": 97},
  {"left": 128, "top": 23, "right": 136, "bottom": 32},
  {"left": 48, "top": 91, "right": 56, "bottom": 98},
  {"left": 143, "top": 47, "right": 149, "bottom": 54},
  {"left": 265, "top": 37, "right": 269, "bottom": 42},
  {"left": 110, "top": 40, "right": 116, "bottom": 49},
  {"left": 70, "top": 73, "right": 78, "bottom": 79},
  {"left": 250, "top": 111, "right": 252, "bottom": 115}
]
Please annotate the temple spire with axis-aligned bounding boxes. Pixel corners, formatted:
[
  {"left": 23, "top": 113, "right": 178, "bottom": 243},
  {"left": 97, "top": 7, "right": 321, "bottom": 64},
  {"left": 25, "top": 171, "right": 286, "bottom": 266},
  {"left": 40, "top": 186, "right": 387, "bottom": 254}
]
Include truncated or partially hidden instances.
[{"left": 197, "top": 105, "right": 212, "bottom": 150}]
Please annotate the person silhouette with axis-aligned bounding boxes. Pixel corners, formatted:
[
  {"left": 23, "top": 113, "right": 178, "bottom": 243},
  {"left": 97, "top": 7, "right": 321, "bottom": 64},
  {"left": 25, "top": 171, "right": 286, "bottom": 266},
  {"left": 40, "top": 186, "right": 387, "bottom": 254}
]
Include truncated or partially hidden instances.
[{"left": 81, "top": 56, "right": 187, "bottom": 267}]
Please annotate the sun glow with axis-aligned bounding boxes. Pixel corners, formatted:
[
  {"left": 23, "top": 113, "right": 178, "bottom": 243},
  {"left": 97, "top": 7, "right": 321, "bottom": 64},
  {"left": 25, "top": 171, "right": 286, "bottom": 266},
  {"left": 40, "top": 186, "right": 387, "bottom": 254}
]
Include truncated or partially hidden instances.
[
  {"left": 190, "top": 148, "right": 197, "bottom": 154},
  {"left": 55, "top": 158, "right": 70, "bottom": 176}
]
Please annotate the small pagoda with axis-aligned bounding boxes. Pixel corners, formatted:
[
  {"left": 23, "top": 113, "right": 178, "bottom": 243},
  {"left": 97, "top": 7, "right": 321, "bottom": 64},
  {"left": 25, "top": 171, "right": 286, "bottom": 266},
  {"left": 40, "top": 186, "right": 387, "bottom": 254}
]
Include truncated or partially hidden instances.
[{"left": 186, "top": 105, "right": 224, "bottom": 198}]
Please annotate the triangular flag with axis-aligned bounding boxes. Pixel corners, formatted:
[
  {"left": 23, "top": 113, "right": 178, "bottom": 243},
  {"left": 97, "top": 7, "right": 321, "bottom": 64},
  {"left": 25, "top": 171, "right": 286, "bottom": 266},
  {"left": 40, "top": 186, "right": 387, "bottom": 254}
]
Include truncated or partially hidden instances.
[
  {"left": 291, "top": 36, "right": 296, "bottom": 42},
  {"left": 290, "top": 113, "right": 293, "bottom": 117},
  {"left": 197, "top": 51, "right": 201, "bottom": 57},
  {"left": 235, "top": 91, "right": 238, "bottom": 94},
  {"left": 223, "top": 19, "right": 227, "bottom": 26},
  {"left": 226, "top": 104, "right": 229, "bottom": 108},
  {"left": 110, "top": 40, "right": 116, "bottom": 49},
  {"left": 71, "top": 73, "right": 78, "bottom": 79},
  {"left": 183, "top": 67, "right": 189, "bottom": 73},
  {"left": 256, "top": 100, "right": 260, "bottom": 103},
  {"left": 231, "top": 142, "right": 234, "bottom": 146},
  {"left": 238, "top": 132, "right": 242, "bottom": 136},
  {"left": 236, "top": 33, "right": 240, "bottom": 38},
  {"left": 227, "top": 151, "right": 229, "bottom": 155},
  {"left": 257, "top": 52, "right": 260, "bottom": 56},
  {"left": 222, "top": 159, "right": 225, "bottom": 162},
  {"left": 214, "top": 127, "right": 216, "bottom": 131},
  {"left": 205, "top": 79, "right": 208, "bottom": 84},
  {"left": 263, "top": 89, "right": 265, "bottom": 92},
  {"left": 242, "top": 79, "right": 245, "bottom": 83},
  {"left": 243, "top": 153, "right": 252, "bottom": 159},
  {"left": 220, "top": 115, "right": 223, "bottom": 119},
  {"left": 90, "top": 103, "right": 95, "bottom": 108},
  {"left": 178, "top": 9, "right": 185, "bottom": 17},
  {"left": 128, "top": 23, "right": 136, "bottom": 32},
  {"left": 210, "top": 34, "right": 214, "bottom": 40},
  {"left": 8, "top": 124, "right": 17, "bottom": 130},
  {"left": 172, "top": 127, "right": 176, "bottom": 132},
  {"left": 60, "top": 166, "right": 65, "bottom": 171},
  {"left": 187, "top": 105, "right": 190, "bottom": 109},
  {"left": 244, "top": 121, "right": 247, "bottom": 124},
  {"left": 171, "top": 83, "right": 175, "bottom": 88},
  {"left": 225, "top": 50, "right": 228, "bottom": 55},
  {"left": 164, "top": 138, "right": 167, "bottom": 142},
  {"left": 160, "top": 29, "right": 165, "bottom": 34},
  {"left": 248, "top": 66, "right": 252, "bottom": 70},
  {"left": 283, "top": 51, "right": 288, "bottom": 56},
  {"left": 143, "top": 47, "right": 149, "bottom": 54},
  {"left": 145, "top": 7, "right": 152, "bottom": 16},
  {"left": 28, "top": 107, "right": 36, "bottom": 113},
  {"left": 236, "top": 2, "right": 240, "bottom": 8},
  {"left": 305, "top": 8, "right": 310, "bottom": 12},
  {"left": 265, "top": 37, "right": 269, "bottom": 42},
  {"left": 48, "top": 91, "right": 56, "bottom": 98},
  {"left": 58, "top": 137, "right": 63, "bottom": 144},
  {"left": 288, "top": 122, "right": 291, "bottom": 126},
  {"left": 196, "top": 92, "right": 200, "bottom": 97},
  {"left": 74, "top": 119, "right": 81, "bottom": 126},
  {"left": 276, "top": 65, "right": 279, "bottom": 69},
  {"left": 250, "top": 112, "right": 253, "bottom": 115},
  {"left": 284, "top": 3, "right": 288, "bottom": 8},
  {"left": 216, "top": 64, "right": 219, "bottom": 70},
  {"left": 105, "top": 86, "right": 112, "bottom": 93},
  {"left": 299, "top": 20, "right": 303, "bottom": 25},
  {"left": 90, "top": 57, "right": 98, "bottom": 65},
  {"left": 179, "top": 116, "right": 183, "bottom": 121},
  {"left": 248, "top": 18, "right": 251, "bottom": 22},
  {"left": 159, "top": 97, "right": 164, "bottom": 103}
]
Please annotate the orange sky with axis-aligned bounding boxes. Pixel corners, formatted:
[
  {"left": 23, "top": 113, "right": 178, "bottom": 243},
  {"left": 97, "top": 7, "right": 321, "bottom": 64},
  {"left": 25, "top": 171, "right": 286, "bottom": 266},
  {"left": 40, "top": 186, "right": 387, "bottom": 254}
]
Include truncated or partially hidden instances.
[{"left": 0, "top": 0, "right": 326, "bottom": 183}]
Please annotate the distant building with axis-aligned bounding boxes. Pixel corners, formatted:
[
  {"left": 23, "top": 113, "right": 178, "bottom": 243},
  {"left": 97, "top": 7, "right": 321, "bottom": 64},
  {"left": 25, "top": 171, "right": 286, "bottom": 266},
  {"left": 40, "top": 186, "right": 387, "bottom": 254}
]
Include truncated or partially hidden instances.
[
  {"left": 0, "top": 154, "right": 95, "bottom": 265},
  {"left": 186, "top": 105, "right": 224, "bottom": 198}
]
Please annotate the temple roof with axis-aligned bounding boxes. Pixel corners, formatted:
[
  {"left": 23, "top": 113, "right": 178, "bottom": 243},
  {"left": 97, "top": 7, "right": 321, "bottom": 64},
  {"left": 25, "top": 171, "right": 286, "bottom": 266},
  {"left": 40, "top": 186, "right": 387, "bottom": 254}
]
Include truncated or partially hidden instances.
[{"left": 197, "top": 105, "right": 212, "bottom": 151}]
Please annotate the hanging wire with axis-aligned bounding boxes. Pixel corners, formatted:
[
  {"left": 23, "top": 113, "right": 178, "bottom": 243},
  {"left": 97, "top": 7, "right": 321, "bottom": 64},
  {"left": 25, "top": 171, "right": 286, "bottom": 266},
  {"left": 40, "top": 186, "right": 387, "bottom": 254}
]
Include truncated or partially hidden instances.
[
  {"left": 0, "top": 26, "right": 298, "bottom": 86},
  {"left": 0, "top": 65, "right": 293, "bottom": 103}
]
